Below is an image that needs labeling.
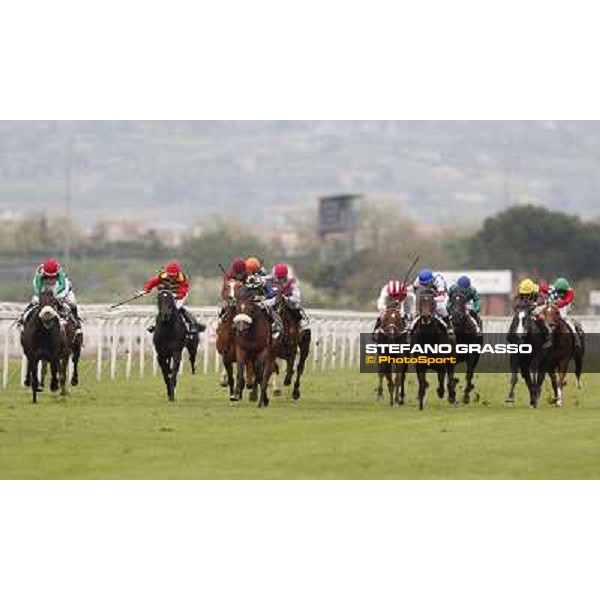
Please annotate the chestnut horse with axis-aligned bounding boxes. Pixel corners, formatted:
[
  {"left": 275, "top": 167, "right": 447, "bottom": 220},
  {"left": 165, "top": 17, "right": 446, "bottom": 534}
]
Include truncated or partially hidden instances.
[
  {"left": 537, "top": 304, "right": 584, "bottom": 407},
  {"left": 375, "top": 304, "right": 408, "bottom": 406}
]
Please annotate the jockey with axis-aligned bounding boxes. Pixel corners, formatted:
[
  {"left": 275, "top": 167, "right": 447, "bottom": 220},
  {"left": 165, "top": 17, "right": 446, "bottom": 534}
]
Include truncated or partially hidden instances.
[
  {"left": 245, "top": 256, "right": 268, "bottom": 278},
  {"left": 141, "top": 262, "right": 203, "bottom": 337},
  {"left": 447, "top": 276, "right": 482, "bottom": 334},
  {"left": 19, "top": 258, "right": 82, "bottom": 333},
  {"left": 264, "top": 263, "right": 309, "bottom": 331},
  {"left": 373, "top": 279, "right": 414, "bottom": 335},
  {"left": 408, "top": 269, "right": 454, "bottom": 336},
  {"left": 224, "top": 257, "right": 248, "bottom": 282},
  {"left": 550, "top": 277, "right": 581, "bottom": 347},
  {"left": 243, "top": 272, "right": 283, "bottom": 340},
  {"left": 513, "top": 278, "right": 552, "bottom": 348}
]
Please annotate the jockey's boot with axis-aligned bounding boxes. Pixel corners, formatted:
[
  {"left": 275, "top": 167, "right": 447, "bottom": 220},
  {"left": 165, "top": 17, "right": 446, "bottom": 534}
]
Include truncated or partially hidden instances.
[
  {"left": 179, "top": 308, "right": 199, "bottom": 338},
  {"left": 470, "top": 312, "right": 483, "bottom": 336},
  {"left": 264, "top": 306, "right": 282, "bottom": 340},
  {"left": 71, "top": 305, "right": 83, "bottom": 335}
]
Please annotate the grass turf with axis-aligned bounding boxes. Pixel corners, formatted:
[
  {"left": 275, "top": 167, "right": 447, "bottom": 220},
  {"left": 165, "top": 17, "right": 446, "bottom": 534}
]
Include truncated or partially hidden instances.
[{"left": 1, "top": 367, "right": 599, "bottom": 479}]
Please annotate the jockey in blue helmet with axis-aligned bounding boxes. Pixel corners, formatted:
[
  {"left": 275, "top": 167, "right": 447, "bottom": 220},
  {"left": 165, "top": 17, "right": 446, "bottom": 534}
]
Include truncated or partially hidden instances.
[
  {"left": 409, "top": 269, "right": 454, "bottom": 336},
  {"left": 447, "top": 275, "right": 483, "bottom": 334}
]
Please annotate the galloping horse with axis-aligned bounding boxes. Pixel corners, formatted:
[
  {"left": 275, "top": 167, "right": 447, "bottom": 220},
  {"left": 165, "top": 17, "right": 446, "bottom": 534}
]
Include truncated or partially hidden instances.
[
  {"left": 410, "top": 290, "right": 457, "bottom": 410},
  {"left": 506, "top": 302, "right": 546, "bottom": 407},
  {"left": 271, "top": 288, "right": 311, "bottom": 401},
  {"left": 216, "top": 278, "right": 245, "bottom": 399},
  {"left": 153, "top": 290, "right": 196, "bottom": 401},
  {"left": 375, "top": 304, "right": 408, "bottom": 406},
  {"left": 448, "top": 287, "right": 482, "bottom": 404},
  {"left": 536, "top": 304, "right": 584, "bottom": 407},
  {"left": 232, "top": 294, "right": 274, "bottom": 408},
  {"left": 21, "top": 287, "right": 68, "bottom": 402}
]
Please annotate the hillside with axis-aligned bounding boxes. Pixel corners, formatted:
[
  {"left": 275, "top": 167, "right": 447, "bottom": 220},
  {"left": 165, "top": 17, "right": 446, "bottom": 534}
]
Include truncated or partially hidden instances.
[{"left": 1, "top": 121, "right": 599, "bottom": 227}]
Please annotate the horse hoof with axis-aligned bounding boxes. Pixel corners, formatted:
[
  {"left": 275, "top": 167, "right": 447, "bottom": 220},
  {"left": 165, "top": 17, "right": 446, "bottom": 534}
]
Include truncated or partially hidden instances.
[
  {"left": 292, "top": 389, "right": 301, "bottom": 401},
  {"left": 283, "top": 377, "right": 293, "bottom": 387},
  {"left": 230, "top": 395, "right": 240, "bottom": 403},
  {"left": 70, "top": 379, "right": 79, "bottom": 387}
]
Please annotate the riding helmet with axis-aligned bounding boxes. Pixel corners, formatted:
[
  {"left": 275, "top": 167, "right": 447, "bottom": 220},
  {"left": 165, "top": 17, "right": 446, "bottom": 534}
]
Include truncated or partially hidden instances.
[
  {"left": 166, "top": 263, "right": 181, "bottom": 276},
  {"left": 246, "top": 257, "right": 261, "bottom": 274},
  {"left": 518, "top": 278, "right": 535, "bottom": 295},
  {"left": 418, "top": 269, "right": 434, "bottom": 285},
  {"left": 274, "top": 264, "right": 289, "bottom": 279},
  {"left": 457, "top": 276, "right": 471, "bottom": 289},
  {"left": 553, "top": 277, "right": 571, "bottom": 293},
  {"left": 41, "top": 259, "right": 60, "bottom": 277}
]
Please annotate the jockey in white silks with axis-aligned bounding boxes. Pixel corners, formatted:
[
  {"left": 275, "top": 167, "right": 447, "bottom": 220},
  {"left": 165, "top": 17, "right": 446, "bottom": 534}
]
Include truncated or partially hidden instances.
[{"left": 407, "top": 269, "right": 455, "bottom": 336}]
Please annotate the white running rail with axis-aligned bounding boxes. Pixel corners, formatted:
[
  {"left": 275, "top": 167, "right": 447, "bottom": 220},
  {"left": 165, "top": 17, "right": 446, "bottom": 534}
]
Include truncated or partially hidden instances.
[{"left": 0, "top": 303, "right": 598, "bottom": 388}]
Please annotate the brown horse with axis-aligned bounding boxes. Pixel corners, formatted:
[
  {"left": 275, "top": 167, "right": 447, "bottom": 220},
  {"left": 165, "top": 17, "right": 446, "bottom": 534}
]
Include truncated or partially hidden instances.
[
  {"left": 216, "top": 278, "right": 247, "bottom": 400},
  {"left": 271, "top": 290, "right": 311, "bottom": 401},
  {"left": 410, "top": 290, "right": 457, "bottom": 411},
  {"left": 537, "top": 304, "right": 584, "bottom": 407},
  {"left": 376, "top": 304, "right": 408, "bottom": 407},
  {"left": 232, "top": 295, "right": 274, "bottom": 407}
]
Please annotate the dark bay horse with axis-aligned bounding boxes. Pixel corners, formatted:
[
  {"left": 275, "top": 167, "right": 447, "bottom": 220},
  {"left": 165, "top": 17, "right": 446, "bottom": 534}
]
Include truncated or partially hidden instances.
[
  {"left": 21, "top": 287, "right": 68, "bottom": 402},
  {"left": 410, "top": 290, "right": 457, "bottom": 411},
  {"left": 272, "top": 290, "right": 311, "bottom": 401},
  {"left": 376, "top": 304, "right": 408, "bottom": 407},
  {"left": 153, "top": 290, "right": 192, "bottom": 401},
  {"left": 232, "top": 295, "right": 274, "bottom": 408},
  {"left": 506, "top": 303, "right": 546, "bottom": 407},
  {"left": 537, "top": 304, "right": 584, "bottom": 407},
  {"left": 448, "top": 287, "right": 482, "bottom": 404}
]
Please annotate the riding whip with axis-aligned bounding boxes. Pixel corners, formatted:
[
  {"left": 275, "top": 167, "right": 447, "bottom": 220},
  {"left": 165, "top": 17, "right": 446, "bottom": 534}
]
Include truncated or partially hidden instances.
[
  {"left": 402, "top": 255, "right": 420, "bottom": 288},
  {"left": 109, "top": 291, "right": 147, "bottom": 310}
]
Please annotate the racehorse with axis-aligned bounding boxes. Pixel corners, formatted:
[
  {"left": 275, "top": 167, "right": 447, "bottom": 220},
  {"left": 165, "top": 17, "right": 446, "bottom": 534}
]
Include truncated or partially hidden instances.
[
  {"left": 506, "top": 302, "right": 546, "bottom": 407},
  {"left": 216, "top": 278, "right": 245, "bottom": 399},
  {"left": 536, "top": 304, "right": 584, "bottom": 407},
  {"left": 271, "top": 288, "right": 311, "bottom": 401},
  {"left": 232, "top": 294, "right": 274, "bottom": 408},
  {"left": 410, "top": 290, "right": 457, "bottom": 410},
  {"left": 21, "top": 287, "right": 68, "bottom": 402},
  {"left": 375, "top": 304, "right": 408, "bottom": 406},
  {"left": 448, "top": 287, "right": 482, "bottom": 404},
  {"left": 153, "top": 290, "right": 197, "bottom": 401}
]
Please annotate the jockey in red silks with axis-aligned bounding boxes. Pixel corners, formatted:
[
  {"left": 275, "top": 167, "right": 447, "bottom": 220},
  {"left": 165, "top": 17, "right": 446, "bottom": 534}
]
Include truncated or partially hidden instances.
[
  {"left": 373, "top": 279, "right": 415, "bottom": 335},
  {"left": 141, "top": 262, "right": 203, "bottom": 336},
  {"left": 263, "top": 263, "right": 308, "bottom": 331}
]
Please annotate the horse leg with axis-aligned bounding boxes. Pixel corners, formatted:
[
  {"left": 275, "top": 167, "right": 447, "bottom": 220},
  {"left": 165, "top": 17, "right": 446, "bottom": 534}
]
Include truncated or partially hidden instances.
[
  {"left": 398, "top": 364, "right": 407, "bottom": 405},
  {"left": 574, "top": 346, "right": 584, "bottom": 390},
  {"left": 170, "top": 350, "right": 182, "bottom": 401},
  {"left": 31, "top": 358, "right": 39, "bottom": 403},
  {"left": 507, "top": 355, "right": 518, "bottom": 402},
  {"left": 417, "top": 369, "right": 427, "bottom": 411},
  {"left": 377, "top": 371, "right": 384, "bottom": 400},
  {"left": 292, "top": 337, "right": 310, "bottom": 401},
  {"left": 70, "top": 342, "right": 81, "bottom": 387},
  {"left": 447, "top": 366, "right": 457, "bottom": 405},
  {"left": 526, "top": 367, "right": 540, "bottom": 408},
  {"left": 258, "top": 354, "right": 273, "bottom": 408},
  {"left": 284, "top": 347, "right": 296, "bottom": 387},
  {"left": 187, "top": 333, "right": 199, "bottom": 375},
  {"left": 232, "top": 351, "right": 245, "bottom": 402},
  {"left": 50, "top": 359, "right": 60, "bottom": 393},
  {"left": 272, "top": 361, "right": 282, "bottom": 397},
  {"left": 24, "top": 357, "right": 31, "bottom": 388},
  {"left": 437, "top": 370, "right": 446, "bottom": 400},
  {"left": 158, "top": 354, "right": 172, "bottom": 400},
  {"left": 255, "top": 358, "right": 267, "bottom": 408},
  {"left": 58, "top": 353, "right": 68, "bottom": 397}
]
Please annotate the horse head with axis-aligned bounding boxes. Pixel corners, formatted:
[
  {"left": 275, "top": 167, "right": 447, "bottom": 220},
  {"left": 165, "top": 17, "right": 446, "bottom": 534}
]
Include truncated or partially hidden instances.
[
  {"left": 539, "top": 303, "right": 562, "bottom": 332},
  {"left": 157, "top": 290, "right": 176, "bottom": 322},
  {"left": 514, "top": 306, "right": 535, "bottom": 341},
  {"left": 381, "top": 304, "right": 405, "bottom": 337},
  {"left": 37, "top": 286, "right": 60, "bottom": 329},
  {"left": 449, "top": 288, "right": 469, "bottom": 321},
  {"left": 233, "top": 299, "right": 258, "bottom": 336},
  {"left": 418, "top": 290, "right": 436, "bottom": 324}
]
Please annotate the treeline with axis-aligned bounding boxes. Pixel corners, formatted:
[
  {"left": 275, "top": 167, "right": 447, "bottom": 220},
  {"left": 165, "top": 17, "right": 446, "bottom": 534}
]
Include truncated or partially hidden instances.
[{"left": 1, "top": 204, "right": 599, "bottom": 309}]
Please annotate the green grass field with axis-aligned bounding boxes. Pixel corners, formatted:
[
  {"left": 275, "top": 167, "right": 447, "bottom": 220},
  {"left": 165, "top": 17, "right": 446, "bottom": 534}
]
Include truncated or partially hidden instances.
[{"left": 1, "top": 367, "right": 599, "bottom": 479}]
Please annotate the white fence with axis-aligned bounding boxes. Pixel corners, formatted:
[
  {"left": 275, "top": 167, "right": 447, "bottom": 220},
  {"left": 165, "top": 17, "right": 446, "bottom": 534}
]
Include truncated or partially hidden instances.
[{"left": 1, "top": 303, "right": 599, "bottom": 389}]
